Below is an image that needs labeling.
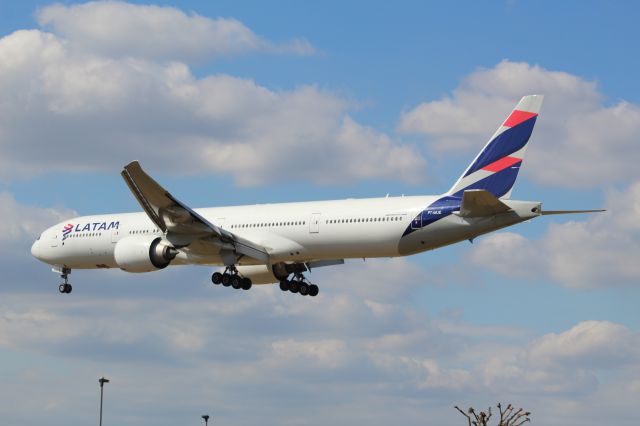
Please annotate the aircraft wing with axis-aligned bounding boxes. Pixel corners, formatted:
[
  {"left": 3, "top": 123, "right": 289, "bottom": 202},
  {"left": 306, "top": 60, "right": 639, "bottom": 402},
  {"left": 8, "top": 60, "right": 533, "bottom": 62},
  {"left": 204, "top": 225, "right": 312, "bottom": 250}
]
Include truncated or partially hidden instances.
[
  {"left": 121, "top": 161, "right": 269, "bottom": 263},
  {"left": 458, "top": 189, "right": 512, "bottom": 217}
]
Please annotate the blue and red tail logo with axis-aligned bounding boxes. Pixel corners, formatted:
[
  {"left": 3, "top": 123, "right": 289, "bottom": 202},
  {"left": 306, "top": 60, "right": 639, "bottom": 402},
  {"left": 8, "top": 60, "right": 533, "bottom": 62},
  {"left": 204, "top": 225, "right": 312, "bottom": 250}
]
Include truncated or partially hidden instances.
[
  {"left": 403, "top": 95, "right": 544, "bottom": 239},
  {"left": 447, "top": 95, "right": 543, "bottom": 199}
]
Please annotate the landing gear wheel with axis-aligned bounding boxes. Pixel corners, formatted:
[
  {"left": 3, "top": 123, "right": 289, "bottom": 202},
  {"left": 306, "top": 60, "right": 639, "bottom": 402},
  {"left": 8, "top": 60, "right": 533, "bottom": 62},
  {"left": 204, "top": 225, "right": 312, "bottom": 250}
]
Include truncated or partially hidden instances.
[
  {"left": 308, "top": 284, "right": 319, "bottom": 297},
  {"left": 279, "top": 280, "right": 290, "bottom": 291},
  {"left": 211, "top": 272, "right": 223, "bottom": 285},
  {"left": 289, "top": 280, "right": 300, "bottom": 294},
  {"left": 56, "top": 267, "right": 72, "bottom": 295},
  {"left": 221, "top": 273, "right": 231, "bottom": 287},
  {"left": 241, "top": 277, "right": 252, "bottom": 290},
  {"left": 231, "top": 275, "right": 242, "bottom": 289},
  {"left": 299, "top": 282, "right": 309, "bottom": 296}
]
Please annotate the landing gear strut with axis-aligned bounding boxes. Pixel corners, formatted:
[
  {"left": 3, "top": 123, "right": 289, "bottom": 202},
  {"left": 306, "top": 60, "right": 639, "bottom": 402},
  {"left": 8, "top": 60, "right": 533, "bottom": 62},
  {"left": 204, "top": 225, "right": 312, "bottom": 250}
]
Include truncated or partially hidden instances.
[
  {"left": 211, "top": 266, "right": 252, "bottom": 291},
  {"left": 279, "top": 273, "right": 319, "bottom": 297},
  {"left": 57, "top": 267, "right": 72, "bottom": 294}
]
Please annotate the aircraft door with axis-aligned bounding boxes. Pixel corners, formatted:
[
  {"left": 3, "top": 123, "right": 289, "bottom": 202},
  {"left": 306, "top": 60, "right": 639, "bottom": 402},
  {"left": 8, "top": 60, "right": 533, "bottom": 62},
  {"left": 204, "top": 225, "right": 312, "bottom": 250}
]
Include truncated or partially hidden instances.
[
  {"left": 111, "top": 228, "right": 121, "bottom": 243},
  {"left": 309, "top": 213, "right": 321, "bottom": 234}
]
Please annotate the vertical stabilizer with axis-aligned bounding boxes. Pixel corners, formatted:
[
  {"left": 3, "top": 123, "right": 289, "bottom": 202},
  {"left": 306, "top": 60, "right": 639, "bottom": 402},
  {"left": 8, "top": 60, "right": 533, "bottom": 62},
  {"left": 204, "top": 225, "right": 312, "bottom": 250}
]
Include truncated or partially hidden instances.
[{"left": 447, "top": 95, "right": 543, "bottom": 199}]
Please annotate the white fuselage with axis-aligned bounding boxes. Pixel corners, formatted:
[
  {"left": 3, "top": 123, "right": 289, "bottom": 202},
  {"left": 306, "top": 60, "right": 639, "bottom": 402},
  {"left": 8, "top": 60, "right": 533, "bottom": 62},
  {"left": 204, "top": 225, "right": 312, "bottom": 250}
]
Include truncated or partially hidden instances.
[{"left": 31, "top": 194, "right": 540, "bottom": 271}]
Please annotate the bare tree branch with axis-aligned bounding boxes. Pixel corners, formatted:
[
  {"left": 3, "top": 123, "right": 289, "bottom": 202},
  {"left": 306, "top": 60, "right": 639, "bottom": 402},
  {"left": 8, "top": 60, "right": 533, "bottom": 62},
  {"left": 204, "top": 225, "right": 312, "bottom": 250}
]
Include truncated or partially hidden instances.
[
  {"left": 455, "top": 405, "right": 472, "bottom": 426},
  {"left": 504, "top": 404, "right": 514, "bottom": 420},
  {"left": 505, "top": 408, "right": 523, "bottom": 424},
  {"left": 456, "top": 403, "right": 531, "bottom": 426},
  {"left": 470, "top": 407, "right": 481, "bottom": 424}
]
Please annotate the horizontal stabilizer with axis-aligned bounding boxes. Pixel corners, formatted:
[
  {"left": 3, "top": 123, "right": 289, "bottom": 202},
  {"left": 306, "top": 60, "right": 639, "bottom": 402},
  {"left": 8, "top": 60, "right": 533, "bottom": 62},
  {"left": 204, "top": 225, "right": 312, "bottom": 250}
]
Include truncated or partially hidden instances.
[
  {"left": 458, "top": 189, "right": 512, "bottom": 217},
  {"left": 541, "top": 209, "right": 605, "bottom": 215}
]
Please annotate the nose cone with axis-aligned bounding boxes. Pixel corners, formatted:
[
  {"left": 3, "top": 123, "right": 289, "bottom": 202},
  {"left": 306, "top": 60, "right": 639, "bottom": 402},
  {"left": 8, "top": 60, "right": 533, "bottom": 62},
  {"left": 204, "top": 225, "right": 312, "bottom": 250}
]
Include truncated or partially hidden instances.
[{"left": 31, "top": 239, "right": 41, "bottom": 260}]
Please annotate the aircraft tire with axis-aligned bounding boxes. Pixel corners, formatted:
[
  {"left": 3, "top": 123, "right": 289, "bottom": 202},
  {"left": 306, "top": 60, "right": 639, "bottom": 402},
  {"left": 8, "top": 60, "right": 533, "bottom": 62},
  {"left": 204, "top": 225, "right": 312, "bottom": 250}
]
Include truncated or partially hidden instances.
[
  {"left": 231, "top": 275, "right": 242, "bottom": 289},
  {"left": 289, "top": 280, "right": 300, "bottom": 294},
  {"left": 211, "top": 272, "right": 223, "bottom": 285},
  {"left": 279, "top": 280, "right": 290, "bottom": 291},
  {"left": 221, "top": 274, "right": 231, "bottom": 287},
  {"left": 309, "top": 284, "right": 319, "bottom": 297},
  {"left": 241, "top": 278, "right": 252, "bottom": 290},
  {"left": 299, "top": 282, "right": 309, "bottom": 296},
  {"left": 65, "top": 284, "right": 72, "bottom": 294},
  {"left": 59, "top": 284, "right": 66, "bottom": 294}
]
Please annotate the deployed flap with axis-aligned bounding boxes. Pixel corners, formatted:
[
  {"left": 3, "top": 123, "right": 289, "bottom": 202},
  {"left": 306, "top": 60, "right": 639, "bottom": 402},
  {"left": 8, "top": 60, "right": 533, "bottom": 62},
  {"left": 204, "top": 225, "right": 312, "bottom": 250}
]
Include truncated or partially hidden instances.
[
  {"left": 121, "top": 161, "right": 269, "bottom": 263},
  {"left": 458, "top": 189, "right": 512, "bottom": 217},
  {"left": 307, "top": 259, "right": 345, "bottom": 270}
]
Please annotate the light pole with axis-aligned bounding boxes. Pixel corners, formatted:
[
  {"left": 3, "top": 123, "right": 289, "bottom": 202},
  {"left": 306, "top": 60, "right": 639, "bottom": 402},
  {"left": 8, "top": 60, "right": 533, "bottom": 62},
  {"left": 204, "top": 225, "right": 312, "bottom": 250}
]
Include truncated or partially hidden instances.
[
  {"left": 202, "top": 414, "right": 210, "bottom": 426},
  {"left": 98, "top": 377, "right": 110, "bottom": 426}
]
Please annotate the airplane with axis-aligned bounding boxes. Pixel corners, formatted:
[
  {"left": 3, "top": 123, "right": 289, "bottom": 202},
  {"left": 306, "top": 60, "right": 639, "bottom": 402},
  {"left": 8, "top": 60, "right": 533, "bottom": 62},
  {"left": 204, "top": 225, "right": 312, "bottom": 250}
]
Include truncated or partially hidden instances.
[{"left": 31, "top": 95, "right": 603, "bottom": 296}]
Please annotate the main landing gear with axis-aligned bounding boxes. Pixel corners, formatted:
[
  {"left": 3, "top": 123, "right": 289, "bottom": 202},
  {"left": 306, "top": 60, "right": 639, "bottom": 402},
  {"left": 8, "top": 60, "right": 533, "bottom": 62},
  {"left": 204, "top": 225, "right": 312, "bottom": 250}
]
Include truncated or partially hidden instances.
[
  {"left": 57, "top": 267, "right": 72, "bottom": 294},
  {"left": 211, "top": 266, "right": 252, "bottom": 291},
  {"left": 279, "top": 273, "right": 319, "bottom": 297}
]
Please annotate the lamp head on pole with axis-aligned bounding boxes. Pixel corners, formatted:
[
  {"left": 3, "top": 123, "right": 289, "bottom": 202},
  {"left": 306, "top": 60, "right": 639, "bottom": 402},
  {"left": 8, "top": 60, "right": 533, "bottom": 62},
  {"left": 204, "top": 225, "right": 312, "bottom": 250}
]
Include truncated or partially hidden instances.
[
  {"left": 99, "top": 377, "right": 110, "bottom": 387},
  {"left": 202, "top": 414, "right": 210, "bottom": 423}
]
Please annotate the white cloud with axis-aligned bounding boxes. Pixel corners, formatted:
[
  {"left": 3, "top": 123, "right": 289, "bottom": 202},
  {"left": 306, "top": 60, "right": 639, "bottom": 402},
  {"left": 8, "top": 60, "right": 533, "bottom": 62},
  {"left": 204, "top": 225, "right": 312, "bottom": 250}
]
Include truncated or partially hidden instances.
[
  {"left": 370, "top": 354, "right": 475, "bottom": 391},
  {"left": 527, "top": 320, "right": 640, "bottom": 369},
  {"left": 36, "top": 1, "right": 314, "bottom": 62},
  {"left": 0, "top": 29, "right": 425, "bottom": 185},
  {"left": 470, "top": 180, "right": 640, "bottom": 288},
  {"left": 270, "top": 338, "right": 348, "bottom": 369},
  {"left": 0, "top": 191, "right": 74, "bottom": 247},
  {"left": 1, "top": 283, "right": 639, "bottom": 425},
  {"left": 468, "top": 232, "right": 541, "bottom": 278},
  {"left": 398, "top": 60, "right": 640, "bottom": 187},
  {"left": 318, "top": 257, "right": 426, "bottom": 303},
  {"left": 479, "top": 320, "right": 640, "bottom": 400}
]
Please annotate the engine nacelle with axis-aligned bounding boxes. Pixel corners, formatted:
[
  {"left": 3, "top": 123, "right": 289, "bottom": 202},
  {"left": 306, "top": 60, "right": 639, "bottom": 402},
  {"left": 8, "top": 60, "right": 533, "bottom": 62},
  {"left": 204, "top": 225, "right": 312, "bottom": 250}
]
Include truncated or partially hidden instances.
[
  {"left": 114, "top": 235, "right": 178, "bottom": 273},
  {"left": 235, "top": 264, "right": 290, "bottom": 284}
]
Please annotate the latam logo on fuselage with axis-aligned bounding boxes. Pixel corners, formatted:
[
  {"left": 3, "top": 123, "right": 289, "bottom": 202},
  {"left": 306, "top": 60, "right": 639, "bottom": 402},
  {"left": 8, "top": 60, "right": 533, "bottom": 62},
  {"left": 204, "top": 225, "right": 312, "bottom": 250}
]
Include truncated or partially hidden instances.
[{"left": 62, "top": 221, "right": 120, "bottom": 240}]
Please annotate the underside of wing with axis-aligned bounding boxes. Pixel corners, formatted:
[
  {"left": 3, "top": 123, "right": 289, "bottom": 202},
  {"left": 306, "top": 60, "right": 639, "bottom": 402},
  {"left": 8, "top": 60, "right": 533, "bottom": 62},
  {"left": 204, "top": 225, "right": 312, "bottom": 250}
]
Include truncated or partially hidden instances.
[
  {"left": 121, "top": 161, "right": 269, "bottom": 264},
  {"left": 458, "top": 189, "right": 512, "bottom": 217}
]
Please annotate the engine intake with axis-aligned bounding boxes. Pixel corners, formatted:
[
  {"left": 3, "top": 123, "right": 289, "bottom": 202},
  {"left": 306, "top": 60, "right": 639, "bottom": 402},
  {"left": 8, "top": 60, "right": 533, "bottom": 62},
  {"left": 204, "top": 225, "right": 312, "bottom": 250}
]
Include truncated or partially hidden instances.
[{"left": 114, "top": 235, "right": 177, "bottom": 273}]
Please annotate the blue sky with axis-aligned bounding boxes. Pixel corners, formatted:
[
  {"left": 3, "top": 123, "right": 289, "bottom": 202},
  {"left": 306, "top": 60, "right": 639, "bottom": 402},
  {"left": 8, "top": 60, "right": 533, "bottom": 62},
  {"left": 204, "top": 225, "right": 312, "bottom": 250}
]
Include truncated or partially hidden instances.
[{"left": 1, "top": 1, "right": 639, "bottom": 426}]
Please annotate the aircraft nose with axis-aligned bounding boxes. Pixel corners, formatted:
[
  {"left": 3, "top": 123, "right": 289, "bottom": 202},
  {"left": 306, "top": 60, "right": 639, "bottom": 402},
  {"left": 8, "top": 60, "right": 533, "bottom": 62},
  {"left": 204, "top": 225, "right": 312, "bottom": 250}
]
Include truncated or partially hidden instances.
[{"left": 31, "top": 238, "right": 41, "bottom": 260}]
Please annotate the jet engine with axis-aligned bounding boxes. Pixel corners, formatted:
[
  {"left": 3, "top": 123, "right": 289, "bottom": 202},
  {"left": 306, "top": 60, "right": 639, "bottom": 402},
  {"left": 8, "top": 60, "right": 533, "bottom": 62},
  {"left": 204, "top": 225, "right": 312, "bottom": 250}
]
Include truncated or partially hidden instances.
[
  {"left": 114, "top": 235, "right": 178, "bottom": 273},
  {"left": 235, "top": 264, "right": 290, "bottom": 284}
]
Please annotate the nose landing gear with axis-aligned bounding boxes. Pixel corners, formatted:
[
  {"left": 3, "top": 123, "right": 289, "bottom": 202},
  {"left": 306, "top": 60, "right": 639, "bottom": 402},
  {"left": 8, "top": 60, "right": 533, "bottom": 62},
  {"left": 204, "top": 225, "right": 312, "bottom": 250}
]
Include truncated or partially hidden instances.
[{"left": 56, "top": 267, "right": 72, "bottom": 294}]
